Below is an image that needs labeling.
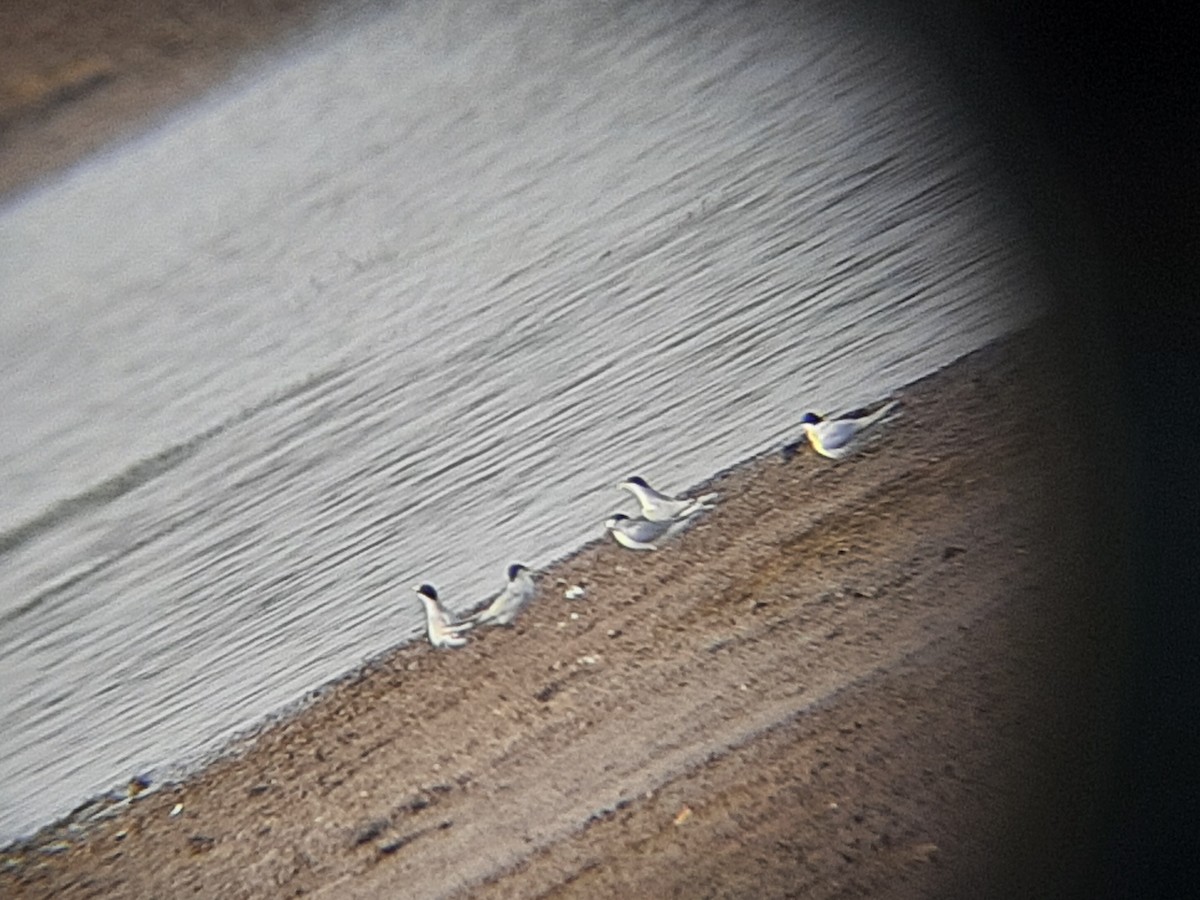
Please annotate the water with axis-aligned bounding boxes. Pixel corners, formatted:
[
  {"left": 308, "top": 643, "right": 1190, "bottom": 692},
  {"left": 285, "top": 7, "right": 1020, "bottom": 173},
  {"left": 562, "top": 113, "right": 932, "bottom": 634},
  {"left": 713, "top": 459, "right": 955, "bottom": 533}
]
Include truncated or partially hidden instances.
[{"left": 0, "top": 0, "right": 1044, "bottom": 845}]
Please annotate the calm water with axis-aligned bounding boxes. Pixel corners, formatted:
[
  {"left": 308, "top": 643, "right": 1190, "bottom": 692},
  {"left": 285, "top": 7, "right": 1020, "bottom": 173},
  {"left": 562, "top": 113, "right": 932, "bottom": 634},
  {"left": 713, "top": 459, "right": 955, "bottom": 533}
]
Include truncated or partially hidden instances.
[{"left": 0, "top": 0, "right": 1044, "bottom": 844}]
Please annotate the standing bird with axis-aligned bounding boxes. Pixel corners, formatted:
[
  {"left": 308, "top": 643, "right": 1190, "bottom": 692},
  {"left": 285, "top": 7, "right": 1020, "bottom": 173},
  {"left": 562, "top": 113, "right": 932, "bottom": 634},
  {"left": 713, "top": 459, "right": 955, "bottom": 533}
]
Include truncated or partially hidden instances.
[
  {"left": 789, "top": 400, "right": 899, "bottom": 460},
  {"left": 412, "top": 583, "right": 470, "bottom": 649},
  {"left": 618, "top": 476, "right": 718, "bottom": 522},
  {"left": 605, "top": 513, "right": 674, "bottom": 551},
  {"left": 462, "top": 563, "right": 538, "bottom": 628}
]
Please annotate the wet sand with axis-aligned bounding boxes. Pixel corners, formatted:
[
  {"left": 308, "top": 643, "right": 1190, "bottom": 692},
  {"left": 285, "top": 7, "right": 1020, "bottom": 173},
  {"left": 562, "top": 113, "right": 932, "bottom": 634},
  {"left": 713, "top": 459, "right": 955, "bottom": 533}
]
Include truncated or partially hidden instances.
[{"left": 1, "top": 323, "right": 1119, "bottom": 898}]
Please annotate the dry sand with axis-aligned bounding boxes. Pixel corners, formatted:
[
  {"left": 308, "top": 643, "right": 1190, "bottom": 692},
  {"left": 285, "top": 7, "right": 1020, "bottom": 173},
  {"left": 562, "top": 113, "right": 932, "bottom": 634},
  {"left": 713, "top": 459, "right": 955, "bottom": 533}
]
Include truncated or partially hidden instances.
[
  {"left": 1, "top": 324, "right": 1122, "bottom": 898},
  {"left": 1, "top": 5, "right": 1123, "bottom": 897}
]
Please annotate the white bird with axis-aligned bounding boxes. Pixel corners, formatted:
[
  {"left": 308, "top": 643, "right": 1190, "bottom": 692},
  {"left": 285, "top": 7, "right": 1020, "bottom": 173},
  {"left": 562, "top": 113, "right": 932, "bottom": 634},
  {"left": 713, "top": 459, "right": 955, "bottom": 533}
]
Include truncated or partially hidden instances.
[
  {"left": 462, "top": 563, "right": 538, "bottom": 628},
  {"left": 792, "top": 400, "right": 899, "bottom": 460},
  {"left": 618, "top": 476, "right": 718, "bottom": 522},
  {"left": 605, "top": 513, "right": 673, "bottom": 551},
  {"left": 412, "top": 583, "right": 470, "bottom": 649}
]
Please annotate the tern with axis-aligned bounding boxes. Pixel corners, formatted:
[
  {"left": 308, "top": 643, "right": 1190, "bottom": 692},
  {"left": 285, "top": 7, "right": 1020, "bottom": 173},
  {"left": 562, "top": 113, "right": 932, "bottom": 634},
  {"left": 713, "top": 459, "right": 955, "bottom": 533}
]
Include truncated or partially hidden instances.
[
  {"left": 787, "top": 400, "right": 899, "bottom": 460},
  {"left": 412, "top": 583, "right": 470, "bottom": 649},
  {"left": 605, "top": 513, "right": 673, "bottom": 551},
  {"left": 462, "top": 563, "right": 538, "bottom": 628},
  {"left": 618, "top": 476, "right": 718, "bottom": 522}
]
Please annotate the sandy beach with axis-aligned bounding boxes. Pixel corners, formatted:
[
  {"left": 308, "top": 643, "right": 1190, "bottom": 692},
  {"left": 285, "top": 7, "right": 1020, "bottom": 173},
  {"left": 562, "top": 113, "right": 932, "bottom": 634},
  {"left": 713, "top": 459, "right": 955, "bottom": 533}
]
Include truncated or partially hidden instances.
[
  {"left": 1, "top": 4, "right": 1128, "bottom": 897},
  {"left": 0, "top": 321, "right": 1120, "bottom": 898}
]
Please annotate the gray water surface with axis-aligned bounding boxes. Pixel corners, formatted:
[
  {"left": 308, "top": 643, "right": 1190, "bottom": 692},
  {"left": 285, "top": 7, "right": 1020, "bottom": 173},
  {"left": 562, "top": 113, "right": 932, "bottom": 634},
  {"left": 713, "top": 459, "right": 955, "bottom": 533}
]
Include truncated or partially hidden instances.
[{"left": 0, "top": 0, "right": 1044, "bottom": 844}]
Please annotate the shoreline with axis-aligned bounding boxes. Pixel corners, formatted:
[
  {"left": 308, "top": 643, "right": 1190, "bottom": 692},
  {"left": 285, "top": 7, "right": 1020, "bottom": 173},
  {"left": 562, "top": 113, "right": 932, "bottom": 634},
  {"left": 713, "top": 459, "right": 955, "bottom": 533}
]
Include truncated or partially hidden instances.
[
  {"left": 0, "top": 0, "right": 347, "bottom": 202},
  {"left": 0, "top": 400, "right": 787, "bottom": 852},
  {"left": 2, "top": 321, "right": 1118, "bottom": 898},
  {"left": 0, "top": 353, "right": 888, "bottom": 852}
]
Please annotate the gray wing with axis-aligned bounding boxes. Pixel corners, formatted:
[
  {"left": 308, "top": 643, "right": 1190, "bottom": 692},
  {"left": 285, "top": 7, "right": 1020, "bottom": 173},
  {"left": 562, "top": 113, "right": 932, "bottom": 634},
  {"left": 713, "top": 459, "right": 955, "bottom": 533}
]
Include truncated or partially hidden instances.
[
  {"left": 816, "top": 418, "right": 862, "bottom": 451},
  {"left": 476, "top": 574, "right": 536, "bottom": 625},
  {"left": 624, "top": 517, "right": 673, "bottom": 542}
]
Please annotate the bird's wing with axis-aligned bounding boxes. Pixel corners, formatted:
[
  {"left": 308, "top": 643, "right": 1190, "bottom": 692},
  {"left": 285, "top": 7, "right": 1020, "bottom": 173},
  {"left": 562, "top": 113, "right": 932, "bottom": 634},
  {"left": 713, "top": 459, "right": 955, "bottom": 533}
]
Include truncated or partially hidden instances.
[
  {"left": 630, "top": 518, "right": 673, "bottom": 542},
  {"left": 858, "top": 400, "right": 899, "bottom": 428},
  {"left": 687, "top": 492, "right": 719, "bottom": 511},
  {"left": 816, "top": 419, "right": 861, "bottom": 450}
]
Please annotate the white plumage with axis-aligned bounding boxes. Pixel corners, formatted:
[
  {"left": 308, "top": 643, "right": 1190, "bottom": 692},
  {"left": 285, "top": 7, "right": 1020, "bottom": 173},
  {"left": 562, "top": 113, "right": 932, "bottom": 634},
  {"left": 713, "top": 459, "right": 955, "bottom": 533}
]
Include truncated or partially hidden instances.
[{"left": 618, "top": 476, "right": 718, "bottom": 522}]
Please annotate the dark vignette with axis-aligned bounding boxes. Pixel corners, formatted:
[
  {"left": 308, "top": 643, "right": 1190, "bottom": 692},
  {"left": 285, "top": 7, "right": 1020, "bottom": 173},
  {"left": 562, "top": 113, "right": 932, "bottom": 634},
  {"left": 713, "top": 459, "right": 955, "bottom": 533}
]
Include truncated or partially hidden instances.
[{"left": 891, "top": 2, "right": 1197, "bottom": 897}]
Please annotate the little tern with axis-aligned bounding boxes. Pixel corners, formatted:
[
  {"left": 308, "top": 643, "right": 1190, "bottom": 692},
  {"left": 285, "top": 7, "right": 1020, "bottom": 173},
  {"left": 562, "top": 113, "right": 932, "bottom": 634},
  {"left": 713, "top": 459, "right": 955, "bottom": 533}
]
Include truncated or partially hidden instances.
[
  {"left": 789, "top": 400, "right": 899, "bottom": 460},
  {"left": 618, "top": 476, "right": 718, "bottom": 522},
  {"left": 463, "top": 563, "right": 538, "bottom": 628},
  {"left": 412, "top": 583, "right": 470, "bottom": 648},
  {"left": 605, "top": 513, "right": 673, "bottom": 551}
]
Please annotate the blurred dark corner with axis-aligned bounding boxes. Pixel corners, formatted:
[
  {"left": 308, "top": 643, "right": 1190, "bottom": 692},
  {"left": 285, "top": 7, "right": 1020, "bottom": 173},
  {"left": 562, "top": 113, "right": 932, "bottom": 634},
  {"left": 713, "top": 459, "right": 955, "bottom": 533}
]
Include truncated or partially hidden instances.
[{"left": 887, "top": 2, "right": 1198, "bottom": 897}]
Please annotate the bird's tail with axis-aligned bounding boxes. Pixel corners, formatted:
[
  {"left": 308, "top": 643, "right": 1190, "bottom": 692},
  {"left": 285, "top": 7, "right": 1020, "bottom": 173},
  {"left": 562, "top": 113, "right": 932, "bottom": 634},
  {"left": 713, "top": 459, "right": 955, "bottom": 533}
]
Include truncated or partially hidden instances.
[
  {"left": 445, "top": 616, "right": 479, "bottom": 634},
  {"left": 681, "top": 492, "right": 719, "bottom": 517},
  {"left": 859, "top": 399, "right": 900, "bottom": 428}
]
